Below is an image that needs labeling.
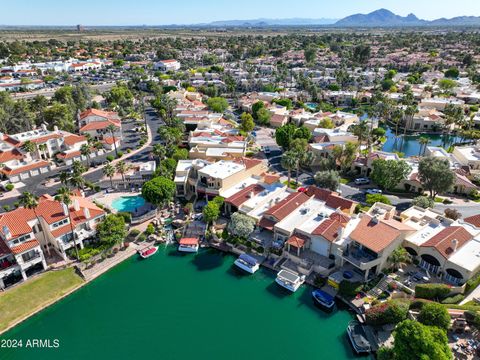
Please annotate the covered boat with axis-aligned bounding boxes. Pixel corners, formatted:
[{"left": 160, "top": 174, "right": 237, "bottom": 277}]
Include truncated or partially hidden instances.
[
  {"left": 275, "top": 270, "right": 305, "bottom": 292},
  {"left": 312, "top": 289, "right": 335, "bottom": 311},
  {"left": 347, "top": 320, "right": 371, "bottom": 354},
  {"left": 178, "top": 237, "right": 199, "bottom": 253},
  {"left": 234, "top": 254, "right": 260, "bottom": 274}
]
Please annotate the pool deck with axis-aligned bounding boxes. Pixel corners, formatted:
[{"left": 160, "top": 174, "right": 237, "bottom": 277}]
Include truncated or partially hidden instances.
[{"left": 91, "top": 191, "right": 142, "bottom": 213}]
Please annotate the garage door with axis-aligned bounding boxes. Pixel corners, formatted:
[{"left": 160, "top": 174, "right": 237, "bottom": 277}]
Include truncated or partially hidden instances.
[
  {"left": 20, "top": 172, "right": 30, "bottom": 180},
  {"left": 30, "top": 169, "right": 40, "bottom": 177},
  {"left": 310, "top": 238, "right": 329, "bottom": 257}
]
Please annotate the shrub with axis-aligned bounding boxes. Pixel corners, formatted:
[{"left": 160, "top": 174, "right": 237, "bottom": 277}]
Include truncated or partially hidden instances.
[
  {"left": 465, "top": 310, "right": 480, "bottom": 329},
  {"left": 5, "top": 183, "right": 14, "bottom": 191},
  {"left": 441, "top": 294, "right": 464, "bottom": 304},
  {"left": 444, "top": 208, "right": 461, "bottom": 220},
  {"left": 365, "top": 300, "right": 409, "bottom": 326},
  {"left": 106, "top": 155, "right": 115, "bottom": 162},
  {"left": 338, "top": 280, "right": 363, "bottom": 298},
  {"left": 116, "top": 151, "right": 124, "bottom": 158},
  {"left": 366, "top": 193, "right": 391, "bottom": 205},
  {"left": 415, "top": 283, "right": 451, "bottom": 300},
  {"left": 466, "top": 272, "right": 480, "bottom": 294},
  {"left": 129, "top": 229, "right": 141, "bottom": 238},
  {"left": 418, "top": 302, "right": 451, "bottom": 331},
  {"left": 2, "top": 205, "right": 10, "bottom": 212},
  {"left": 137, "top": 233, "right": 146, "bottom": 242},
  {"left": 409, "top": 298, "right": 430, "bottom": 310},
  {"left": 117, "top": 211, "right": 132, "bottom": 224},
  {"left": 245, "top": 151, "right": 254, "bottom": 157},
  {"left": 145, "top": 223, "right": 155, "bottom": 236}
]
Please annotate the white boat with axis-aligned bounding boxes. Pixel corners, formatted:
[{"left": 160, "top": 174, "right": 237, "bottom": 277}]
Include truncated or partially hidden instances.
[
  {"left": 178, "top": 237, "right": 199, "bottom": 253},
  {"left": 234, "top": 254, "right": 260, "bottom": 274},
  {"left": 138, "top": 246, "right": 158, "bottom": 259},
  {"left": 275, "top": 270, "right": 306, "bottom": 292},
  {"left": 347, "top": 321, "right": 371, "bottom": 354}
]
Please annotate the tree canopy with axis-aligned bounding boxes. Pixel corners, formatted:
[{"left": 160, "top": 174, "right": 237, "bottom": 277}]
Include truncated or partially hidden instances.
[
  {"left": 418, "top": 157, "right": 455, "bottom": 198},
  {"left": 97, "top": 214, "right": 127, "bottom": 246},
  {"left": 227, "top": 212, "right": 256, "bottom": 239},
  {"left": 371, "top": 159, "right": 411, "bottom": 191},
  {"left": 141, "top": 176, "right": 176, "bottom": 206}
]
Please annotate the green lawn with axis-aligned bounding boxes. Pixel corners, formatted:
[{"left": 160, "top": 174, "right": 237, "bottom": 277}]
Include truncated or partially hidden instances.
[{"left": 0, "top": 268, "right": 84, "bottom": 333}]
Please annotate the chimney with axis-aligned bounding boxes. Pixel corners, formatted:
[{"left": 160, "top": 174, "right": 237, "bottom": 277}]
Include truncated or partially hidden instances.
[
  {"left": 336, "top": 226, "right": 344, "bottom": 241},
  {"left": 73, "top": 199, "right": 80, "bottom": 211},
  {"left": 83, "top": 207, "right": 91, "bottom": 219},
  {"left": 62, "top": 203, "right": 69, "bottom": 216},
  {"left": 371, "top": 216, "right": 379, "bottom": 225},
  {"left": 53, "top": 125, "right": 59, "bottom": 132},
  {"left": 451, "top": 239, "right": 459, "bottom": 252},
  {"left": 249, "top": 191, "right": 254, "bottom": 199}
]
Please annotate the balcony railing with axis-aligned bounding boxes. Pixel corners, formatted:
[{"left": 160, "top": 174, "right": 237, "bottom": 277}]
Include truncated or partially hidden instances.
[
  {"left": 339, "top": 248, "right": 382, "bottom": 271},
  {"left": 0, "top": 258, "right": 17, "bottom": 271}
]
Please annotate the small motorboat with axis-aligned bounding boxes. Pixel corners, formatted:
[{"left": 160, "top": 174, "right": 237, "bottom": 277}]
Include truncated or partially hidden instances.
[
  {"left": 138, "top": 246, "right": 158, "bottom": 259},
  {"left": 347, "top": 320, "right": 371, "bottom": 354},
  {"left": 312, "top": 289, "right": 335, "bottom": 311}
]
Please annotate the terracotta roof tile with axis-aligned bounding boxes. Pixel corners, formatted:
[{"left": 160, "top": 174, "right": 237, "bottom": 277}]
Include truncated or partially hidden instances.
[
  {"left": 350, "top": 215, "right": 402, "bottom": 253},
  {"left": 10, "top": 239, "right": 40, "bottom": 254},
  {"left": 225, "top": 184, "right": 265, "bottom": 208},
  {"left": 465, "top": 215, "right": 480, "bottom": 228},
  {"left": 421, "top": 226, "right": 473, "bottom": 259},
  {"left": 264, "top": 192, "right": 309, "bottom": 221}
]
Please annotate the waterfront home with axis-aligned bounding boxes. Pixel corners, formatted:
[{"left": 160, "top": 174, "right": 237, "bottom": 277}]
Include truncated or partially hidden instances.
[
  {"left": 335, "top": 203, "right": 415, "bottom": 281},
  {"left": 407, "top": 108, "right": 447, "bottom": 131},
  {"left": 401, "top": 206, "right": 480, "bottom": 285},
  {"left": 452, "top": 145, "right": 480, "bottom": 173},
  {"left": 79, "top": 108, "right": 122, "bottom": 150},
  {"left": 419, "top": 97, "right": 465, "bottom": 111}
]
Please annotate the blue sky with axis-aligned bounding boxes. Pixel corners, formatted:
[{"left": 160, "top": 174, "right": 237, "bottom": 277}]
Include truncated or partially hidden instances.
[{"left": 2, "top": 0, "right": 480, "bottom": 25}]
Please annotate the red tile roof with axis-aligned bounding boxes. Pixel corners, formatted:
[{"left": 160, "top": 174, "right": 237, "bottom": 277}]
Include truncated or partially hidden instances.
[
  {"left": 80, "top": 119, "right": 121, "bottom": 132},
  {"left": 350, "top": 215, "right": 402, "bottom": 253},
  {"left": 10, "top": 239, "right": 40, "bottom": 255},
  {"left": 0, "top": 148, "right": 24, "bottom": 163},
  {"left": 1, "top": 160, "right": 50, "bottom": 176},
  {"left": 264, "top": 192, "right": 310, "bottom": 221},
  {"left": 465, "top": 214, "right": 480, "bottom": 228},
  {"left": 421, "top": 226, "right": 473, "bottom": 259},
  {"left": 287, "top": 235, "right": 307, "bottom": 248},
  {"left": 63, "top": 134, "right": 87, "bottom": 146},
  {"left": 258, "top": 217, "right": 275, "bottom": 231},
  {"left": 312, "top": 213, "right": 350, "bottom": 242},
  {"left": 225, "top": 184, "right": 265, "bottom": 208},
  {"left": 306, "top": 186, "right": 357, "bottom": 214},
  {"left": 79, "top": 108, "right": 119, "bottom": 120}
]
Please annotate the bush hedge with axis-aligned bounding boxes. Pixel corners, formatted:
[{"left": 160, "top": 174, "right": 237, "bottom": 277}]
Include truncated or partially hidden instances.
[
  {"left": 415, "top": 283, "right": 451, "bottom": 300},
  {"left": 338, "top": 280, "right": 363, "bottom": 298},
  {"left": 466, "top": 272, "right": 480, "bottom": 294},
  {"left": 441, "top": 294, "right": 464, "bottom": 304},
  {"left": 365, "top": 300, "right": 410, "bottom": 326}
]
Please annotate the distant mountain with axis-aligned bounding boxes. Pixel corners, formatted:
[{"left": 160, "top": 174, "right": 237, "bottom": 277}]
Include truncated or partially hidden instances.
[
  {"left": 335, "top": 9, "right": 426, "bottom": 27},
  {"left": 206, "top": 18, "right": 337, "bottom": 27},
  {"left": 335, "top": 9, "right": 480, "bottom": 27}
]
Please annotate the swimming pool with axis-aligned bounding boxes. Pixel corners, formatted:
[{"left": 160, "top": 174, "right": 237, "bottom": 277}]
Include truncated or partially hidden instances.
[{"left": 111, "top": 195, "right": 145, "bottom": 212}]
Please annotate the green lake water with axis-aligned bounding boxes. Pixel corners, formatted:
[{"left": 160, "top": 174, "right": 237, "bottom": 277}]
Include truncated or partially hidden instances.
[{"left": 1, "top": 247, "right": 357, "bottom": 360}]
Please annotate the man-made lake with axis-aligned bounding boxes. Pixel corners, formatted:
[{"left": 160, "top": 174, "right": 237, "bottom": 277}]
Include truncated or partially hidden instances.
[
  {"left": 2, "top": 247, "right": 357, "bottom": 360},
  {"left": 381, "top": 128, "right": 462, "bottom": 157}
]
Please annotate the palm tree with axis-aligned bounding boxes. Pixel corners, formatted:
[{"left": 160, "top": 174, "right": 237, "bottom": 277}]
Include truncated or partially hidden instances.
[
  {"left": 59, "top": 171, "right": 70, "bottom": 188},
  {"left": 80, "top": 143, "right": 91, "bottom": 168},
  {"left": 55, "top": 187, "right": 80, "bottom": 260},
  {"left": 103, "top": 163, "right": 115, "bottom": 188},
  {"left": 152, "top": 143, "right": 166, "bottom": 167},
  {"left": 106, "top": 123, "right": 119, "bottom": 157},
  {"left": 21, "top": 140, "right": 37, "bottom": 158},
  {"left": 20, "top": 191, "right": 50, "bottom": 256},
  {"left": 38, "top": 143, "right": 48, "bottom": 160},
  {"left": 402, "top": 105, "right": 418, "bottom": 151},
  {"left": 418, "top": 137, "right": 430, "bottom": 157},
  {"left": 388, "top": 247, "right": 411, "bottom": 271},
  {"left": 281, "top": 151, "right": 297, "bottom": 188},
  {"left": 72, "top": 160, "right": 86, "bottom": 177},
  {"left": 115, "top": 160, "right": 130, "bottom": 184},
  {"left": 69, "top": 174, "right": 86, "bottom": 192}
]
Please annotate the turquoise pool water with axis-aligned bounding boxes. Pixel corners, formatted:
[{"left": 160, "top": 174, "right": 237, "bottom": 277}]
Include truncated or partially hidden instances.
[{"left": 111, "top": 195, "right": 145, "bottom": 212}]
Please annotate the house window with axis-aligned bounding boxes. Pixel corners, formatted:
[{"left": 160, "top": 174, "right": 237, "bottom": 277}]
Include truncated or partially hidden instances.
[
  {"left": 22, "top": 250, "right": 39, "bottom": 262},
  {"left": 52, "top": 218, "right": 69, "bottom": 229}
]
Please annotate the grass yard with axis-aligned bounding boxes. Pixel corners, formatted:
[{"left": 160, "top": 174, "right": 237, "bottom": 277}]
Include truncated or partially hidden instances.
[{"left": 0, "top": 268, "right": 84, "bottom": 333}]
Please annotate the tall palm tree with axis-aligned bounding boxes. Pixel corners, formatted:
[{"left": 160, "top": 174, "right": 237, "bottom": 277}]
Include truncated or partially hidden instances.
[
  {"left": 103, "top": 163, "right": 115, "bottom": 188},
  {"left": 20, "top": 191, "right": 50, "bottom": 256},
  {"left": 55, "top": 187, "right": 80, "bottom": 260},
  {"left": 418, "top": 137, "right": 430, "bottom": 157},
  {"left": 59, "top": 171, "right": 70, "bottom": 188},
  {"left": 38, "top": 143, "right": 48, "bottom": 160},
  {"left": 80, "top": 143, "right": 92, "bottom": 168},
  {"left": 106, "top": 123, "right": 119, "bottom": 157},
  {"left": 69, "top": 174, "right": 86, "bottom": 192},
  {"left": 152, "top": 143, "right": 166, "bottom": 167},
  {"left": 115, "top": 160, "right": 130, "bottom": 183},
  {"left": 388, "top": 247, "right": 411, "bottom": 271},
  {"left": 281, "top": 151, "right": 297, "bottom": 188},
  {"left": 72, "top": 160, "right": 86, "bottom": 177}
]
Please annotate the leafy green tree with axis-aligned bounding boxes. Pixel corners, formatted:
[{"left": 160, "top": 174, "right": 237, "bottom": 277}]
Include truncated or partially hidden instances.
[
  {"left": 275, "top": 124, "right": 311, "bottom": 149},
  {"left": 370, "top": 159, "right": 411, "bottom": 191},
  {"left": 366, "top": 193, "right": 391, "bottom": 206},
  {"left": 251, "top": 101, "right": 265, "bottom": 119},
  {"left": 172, "top": 148, "right": 188, "bottom": 161},
  {"left": 331, "top": 142, "right": 357, "bottom": 173},
  {"left": 203, "top": 201, "right": 220, "bottom": 224},
  {"left": 391, "top": 320, "right": 452, "bottom": 360},
  {"left": 240, "top": 112, "right": 255, "bottom": 133},
  {"left": 418, "top": 303, "right": 451, "bottom": 331},
  {"left": 105, "top": 84, "right": 134, "bottom": 116},
  {"left": 319, "top": 117, "right": 334, "bottom": 129},
  {"left": 438, "top": 78, "right": 457, "bottom": 92},
  {"left": 272, "top": 98, "right": 293, "bottom": 110},
  {"left": 227, "top": 212, "right": 256, "bottom": 239},
  {"left": 96, "top": 214, "right": 127, "bottom": 246},
  {"left": 44, "top": 102, "right": 75, "bottom": 132},
  {"left": 314, "top": 170, "right": 340, "bottom": 191},
  {"left": 142, "top": 176, "right": 175, "bottom": 206},
  {"left": 418, "top": 157, "right": 455, "bottom": 198},
  {"left": 207, "top": 97, "right": 228, "bottom": 113},
  {"left": 411, "top": 196, "right": 434, "bottom": 209},
  {"left": 256, "top": 107, "right": 271, "bottom": 126},
  {"left": 444, "top": 67, "right": 459, "bottom": 79},
  {"left": 304, "top": 46, "right": 317, "bottom": 63}
]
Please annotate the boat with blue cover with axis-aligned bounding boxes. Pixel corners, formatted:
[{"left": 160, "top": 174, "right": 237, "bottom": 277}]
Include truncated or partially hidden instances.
[
  {"left": 312, "top": 289, "right": 335, "bottom": 311},
  {"left": 234, "top": 253, "right": 260, "bottom": 274}
]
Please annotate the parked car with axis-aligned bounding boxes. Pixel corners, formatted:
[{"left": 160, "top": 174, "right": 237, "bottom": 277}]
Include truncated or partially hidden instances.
[
  {"left": 366, "top": 189, "right": 382, "bottom": 195},
  {"left": 354, "top": 177, "right": 370, "bottom": 185},
  {"left": 262, "top": 146, "right": 270, "bottom": 154}
]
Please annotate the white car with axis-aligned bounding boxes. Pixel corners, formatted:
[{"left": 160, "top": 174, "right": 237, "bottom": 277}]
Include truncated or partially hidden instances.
[
  {"left": 366, "top": 189, "right": 383, "bottom": 195},
  {"left": 354, "top": 177, "right": 370, "bottom": 185}
]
